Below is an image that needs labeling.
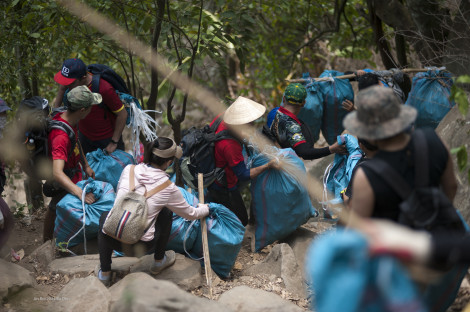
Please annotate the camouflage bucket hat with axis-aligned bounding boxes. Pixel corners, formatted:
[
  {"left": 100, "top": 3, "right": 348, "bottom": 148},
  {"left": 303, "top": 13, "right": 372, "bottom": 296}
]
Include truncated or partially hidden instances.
[
  {"left": 67, "top": 85, "right": 102, "bottom": 110},
  {"left": 343, "top": 85, "right": 417, "bottom": 140},
  {"left": 284, "top": 83, "right": 307, "bottom": 105}
]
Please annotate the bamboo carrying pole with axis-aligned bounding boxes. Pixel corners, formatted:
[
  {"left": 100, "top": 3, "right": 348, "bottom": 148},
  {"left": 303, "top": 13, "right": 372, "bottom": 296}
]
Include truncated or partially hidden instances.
[
  {"left": 198, "top": 173, "right": 213, "bottom": 299},
  {"left": 286, "top": 68, "right": 430, "bottom": 83}
]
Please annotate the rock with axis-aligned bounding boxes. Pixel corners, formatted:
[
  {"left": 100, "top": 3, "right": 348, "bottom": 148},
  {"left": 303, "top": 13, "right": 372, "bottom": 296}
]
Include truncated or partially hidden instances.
[
  {"left": 109, "top": 272, "right": 231, "bottom": 312},
  {"left": 0, "top": 259, "right": 34, "bottom": 300},
  {"left": 49, "top": 276, "right": 111, "bottom": 312},
  {"left": 24, "top": 240, "right": 55, "bottom": 270},
  {"left": 242, "top": 243, "right": 305, "bottom": 298},
  {"left": 436, "top": 105, "right": 470, "bottom": 226},
  {"left": 129, "top": 253, "right": 202, "bottom": 290},
  {"left": 218, "top": 285, "right": 303, "bottom": 312},
  {"left": 48, "top": 254, "right": 139, "bottom": 275},
  {"left": 5, "top": 287, "right": 50, "bottom": 312},
  {"left": 281, "top": 227, "right": 317, "bottom": 272}
]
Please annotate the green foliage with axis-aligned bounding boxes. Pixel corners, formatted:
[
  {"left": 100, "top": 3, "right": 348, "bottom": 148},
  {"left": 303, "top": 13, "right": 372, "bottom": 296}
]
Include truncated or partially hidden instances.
[
  {"left": 450, "top": 75, "right": 470, "bottom": 116},
  {"left": 451, "top": 145, "right": 468, "bottom": 172}
]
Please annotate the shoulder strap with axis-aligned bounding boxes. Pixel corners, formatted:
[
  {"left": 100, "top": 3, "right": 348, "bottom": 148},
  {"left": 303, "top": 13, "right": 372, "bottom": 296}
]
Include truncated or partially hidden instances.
[
  {"left": 90, "top": 73, "right": 101, "bottom": 93},
  {"left": 129, "top": 165, "right": 137, "bottom": 191},
  {"left": 210, "top": 116, "right": 224, "bottom": 132},
  {"left": 361, "top": 158, "right": 412, "bottom": 200},
  {"left": 145, "top": 180, "right": 172, "bottom": 198},
  {"left": 412, "top": 129, "right": 429, "bottom": 187}
]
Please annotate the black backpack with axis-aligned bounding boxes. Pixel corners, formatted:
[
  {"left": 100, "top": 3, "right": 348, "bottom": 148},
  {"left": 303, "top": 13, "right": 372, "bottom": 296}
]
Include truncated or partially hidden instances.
[
  {"left": 16, "top": 97, "right": 77, "bottom": 183},
  {"left": 361, "top": 129, "right": 465, "bottom": 235},
  {"left": 180, "top": 117, "right": 234, "bottom": 189}
]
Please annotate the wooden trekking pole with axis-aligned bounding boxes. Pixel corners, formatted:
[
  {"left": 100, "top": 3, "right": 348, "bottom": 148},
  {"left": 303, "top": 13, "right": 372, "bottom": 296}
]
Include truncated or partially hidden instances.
[{"left": 198, "top": 173, "right": 213, "bottom": 299}]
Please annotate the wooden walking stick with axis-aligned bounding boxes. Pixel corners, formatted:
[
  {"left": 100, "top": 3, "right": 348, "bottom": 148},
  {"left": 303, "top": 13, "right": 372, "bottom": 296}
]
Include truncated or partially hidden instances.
[{"left": 198, "top": 173, "right": 213, "bottom": 299}]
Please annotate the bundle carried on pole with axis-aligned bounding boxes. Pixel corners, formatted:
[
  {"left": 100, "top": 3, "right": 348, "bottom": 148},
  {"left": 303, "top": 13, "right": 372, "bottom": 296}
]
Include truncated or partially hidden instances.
[
  {"left": 286, "top": 68, "right": 430, "bottom": 83},
  {"left": 198, "top": 173, "right": 213, "bottom": 299}
]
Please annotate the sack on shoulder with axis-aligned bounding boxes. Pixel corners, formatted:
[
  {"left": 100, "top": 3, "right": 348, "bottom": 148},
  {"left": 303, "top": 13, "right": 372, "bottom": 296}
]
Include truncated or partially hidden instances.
[{"left": 102, "top": 165, "right": 172, "bottom": 244}]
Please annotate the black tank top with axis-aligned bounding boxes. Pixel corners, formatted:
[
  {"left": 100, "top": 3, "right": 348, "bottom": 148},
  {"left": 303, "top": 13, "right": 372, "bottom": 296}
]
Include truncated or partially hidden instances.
[{"left": 361, "top": 128, "right": 448, "bottom": 221}]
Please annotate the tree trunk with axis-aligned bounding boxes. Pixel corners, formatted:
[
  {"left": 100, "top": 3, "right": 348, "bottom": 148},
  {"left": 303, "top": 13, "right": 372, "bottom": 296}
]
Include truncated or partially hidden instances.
[{"left": 395, "top": 31, "right": 407, "bottom": 68}]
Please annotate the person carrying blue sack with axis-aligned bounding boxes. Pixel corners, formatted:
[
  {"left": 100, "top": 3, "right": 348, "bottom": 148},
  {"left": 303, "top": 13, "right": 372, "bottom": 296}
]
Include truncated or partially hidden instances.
[{"left": 269, "top": 83, "right": 346, "bottom": 159}]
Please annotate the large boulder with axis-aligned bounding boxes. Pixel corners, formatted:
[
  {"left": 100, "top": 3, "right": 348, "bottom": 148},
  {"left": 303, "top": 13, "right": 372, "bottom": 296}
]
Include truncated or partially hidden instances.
[
  {"left": 218, "top": 285, "right": 303, "bottom": 312},
  {"left": 281, "top": 227, "right": 317, "bottom": 273},
  {"left": 436, "top": 105, "right": 470, "bottom": 225},
  {"left": 21, "top": 240, "right": 55, "bottom": 272},
  {"left": 49, "top": 276, "right": 111, "bottom": 312},
  {"left": 0, "top": 259, "right": 34, "bottom": 300},
  {"left": 109, "top": 272, "right": 231, "bottom": 312},
  {"left": 242, "top": 243, "right": 305, "bottom": 298},
  {"left": 4, "top": 287, "right": 50, "bottom": 312},
  {"left": 130, "top": 253, "right": 203, "bottom": 290}
]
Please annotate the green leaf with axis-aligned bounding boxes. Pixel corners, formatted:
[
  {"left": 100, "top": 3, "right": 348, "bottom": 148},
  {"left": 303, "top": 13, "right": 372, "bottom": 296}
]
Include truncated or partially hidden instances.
[
  {"left": 451, "top": 145, "right": 468, "bottom": 171},
  {"left": 456, "top": 75, "right": 470, "bottom": 84},
  {"left": 450, "top": 85, "right": 469, "bottom": 116},
  {"left": 29, "top": 33, "right": 40, "bottom": 39}
]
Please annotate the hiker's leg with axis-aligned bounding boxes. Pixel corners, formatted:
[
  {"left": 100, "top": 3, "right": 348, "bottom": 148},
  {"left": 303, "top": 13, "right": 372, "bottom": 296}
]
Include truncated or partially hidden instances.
[
  {"left": 98, "top": 211, "right": 122, "bottom": 272},
  {"left": 229, "top": 189, "right": 248, "bottom": 226},
  {"left": 43, "top": 192, "right": 66, "bottom": 242},
  {"left": 153, "top": 207, "right": 173, "bottom": 260}
]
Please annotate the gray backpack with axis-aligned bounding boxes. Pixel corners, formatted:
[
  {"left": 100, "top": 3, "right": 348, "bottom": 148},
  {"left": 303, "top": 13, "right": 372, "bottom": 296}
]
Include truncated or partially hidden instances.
[{"left": 103, "top": 165, "right": 172, "bottom": 244}]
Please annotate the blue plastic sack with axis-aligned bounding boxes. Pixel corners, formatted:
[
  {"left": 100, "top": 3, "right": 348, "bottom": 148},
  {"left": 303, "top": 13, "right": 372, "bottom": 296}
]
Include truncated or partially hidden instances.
[
  {"left": 297, "top": 73, "right": 324, "bottom": 143},
  {"left": 86, "top": 149, "right": 135, "bottom": 191},
  {"left": 267, "top": 107, "right": 280, "bottom": 128},
  {"left": 319, "top": 70, "right": 354, "bottom": 144},
  {"left": 189, "top": 203, "right": 245, "bottom": 278},
  {"left": 405, "top": 69, "right": 454, "bottom": 129},
  {"left": 54, "top": 179, "right": 116, "bottom": 247},
  {"left": 306, "top": 228, "right": 427, "bottom": 312},
  {"left": 250, "top": 147, "right": 316, "bottom": 251},
  {"left": 325, "top": 134, "right": 363, "bottom": 200},
  {"left": 166, "top": 187, "right": 200, "bottom": 254}
]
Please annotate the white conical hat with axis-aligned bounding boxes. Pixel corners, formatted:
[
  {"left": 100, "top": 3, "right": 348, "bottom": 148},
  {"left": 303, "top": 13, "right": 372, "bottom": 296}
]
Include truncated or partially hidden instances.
[{"left": 223, "top": 96, "right": 266, "bottom": 125}]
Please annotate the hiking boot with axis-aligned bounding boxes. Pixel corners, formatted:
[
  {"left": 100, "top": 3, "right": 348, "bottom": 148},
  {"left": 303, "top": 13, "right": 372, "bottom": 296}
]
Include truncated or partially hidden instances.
[
  {"left": 94, "top": 264, "right": 111, "bottom": 287},
  {"left": 149, "top": 250, "right": 176, "bottom": 275}
]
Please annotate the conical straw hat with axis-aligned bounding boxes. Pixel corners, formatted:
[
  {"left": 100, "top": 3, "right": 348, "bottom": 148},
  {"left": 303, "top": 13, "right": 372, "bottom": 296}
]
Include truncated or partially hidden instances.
[{"left": 223, "top": 96, "right": 266, "bottom": 125}]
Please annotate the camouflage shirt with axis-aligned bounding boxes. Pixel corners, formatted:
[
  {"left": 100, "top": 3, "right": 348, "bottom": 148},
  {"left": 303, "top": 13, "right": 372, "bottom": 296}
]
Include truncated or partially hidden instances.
[{"left": 270, "top": 107, "right": 306, "bottom": 149}]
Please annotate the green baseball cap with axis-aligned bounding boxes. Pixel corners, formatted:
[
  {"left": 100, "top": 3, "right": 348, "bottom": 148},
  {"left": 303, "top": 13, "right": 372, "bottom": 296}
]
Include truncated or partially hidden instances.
[
  {"left": 284, "top": 83, "right": 307, "bottom": 105},
  {"left": 67, "top": 85, "right": 102, "bottom": 110}
]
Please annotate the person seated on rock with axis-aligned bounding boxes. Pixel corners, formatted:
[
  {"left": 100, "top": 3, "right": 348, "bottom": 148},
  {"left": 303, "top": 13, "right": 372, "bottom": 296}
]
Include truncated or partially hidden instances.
[
  {"left": 96, "top": 137, "right": 209, "bottom": 286},
  {"left": 270, "top": 83, "right": 346, "bottom": 159}
]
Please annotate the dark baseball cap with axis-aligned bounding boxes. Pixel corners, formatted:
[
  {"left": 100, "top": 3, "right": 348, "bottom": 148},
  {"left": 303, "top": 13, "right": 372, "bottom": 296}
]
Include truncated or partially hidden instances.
[{"left": 54, "top": 58, "right": 87, "bottom": 86}]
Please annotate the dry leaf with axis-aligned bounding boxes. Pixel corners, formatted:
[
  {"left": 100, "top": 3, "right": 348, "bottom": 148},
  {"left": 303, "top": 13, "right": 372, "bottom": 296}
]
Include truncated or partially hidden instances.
[{"left": 36, "top": 276, "right": 49, "bottom": 281}]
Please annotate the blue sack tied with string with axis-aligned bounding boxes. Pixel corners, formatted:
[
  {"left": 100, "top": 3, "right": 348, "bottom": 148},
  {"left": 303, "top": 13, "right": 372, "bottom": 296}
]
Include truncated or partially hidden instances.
[
  {"left": 189, "top": 203, "right": 245, "bottom": 278},
  {"left": 297, "top": 73, "right": 324, "bottom": 143},
  {"left": 250, "top": 147, "right": 316, "bottom": 251},
  {"left": 325, "top": 134, "right": 363, "bottom": 200},
  {"left": 166, "top": 187, "right": 200, "bottom": 254},
  {"left": 319, "top": 70, "right": 354, "bottom": 144},
  {"left": 405, "top": 69, "right": 454, "bottom": 129},
  {"left": 54, "top": 179, "right": 116, "bottom": 248},
  {"left": 306, "top": 228, "right": 427, "bottom": 312},
  {"left": 86, "top": 149, "right": 135, "bottom": 191}
]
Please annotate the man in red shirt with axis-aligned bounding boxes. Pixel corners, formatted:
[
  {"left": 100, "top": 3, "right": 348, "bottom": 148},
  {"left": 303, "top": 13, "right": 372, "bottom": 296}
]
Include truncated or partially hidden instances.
[
  {"left": 53, "top": 58, "right": 128, "bottom": 155},
  {"left": 208, "top": 96, "right": 278, "bottom": 226},
  {"left": 43, "top": 86, "right": 100, "bottom": 242}
]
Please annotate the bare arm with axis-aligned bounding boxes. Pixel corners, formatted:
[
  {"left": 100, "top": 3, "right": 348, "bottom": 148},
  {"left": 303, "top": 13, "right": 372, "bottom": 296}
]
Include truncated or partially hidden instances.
[
  {"left": 53, "top": 159, "right": 95, "bottom": 204},
  {"left": 348, "top": 168, "right": 375, "bottom": 219},
  {"left": 52, "top": 85, "right": 67, "bottom": 108},
  {"left": 249, "top": 160, "right": 278, "bottom": 179},
  {"left": 440, "top": 150, "right": 458, "bottom": 202},
  {"left": 104, "top": 108, "right": 128, "bottom": 154}
]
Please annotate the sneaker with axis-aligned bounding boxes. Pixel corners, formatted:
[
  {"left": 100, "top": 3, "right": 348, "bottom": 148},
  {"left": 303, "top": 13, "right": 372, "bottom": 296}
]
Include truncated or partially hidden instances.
[
  {"left": 149, "top": 250, "right": 176, "bottom": 275},
  {"left": 94, "top": 264, "right": 111, "bottom": 287}
]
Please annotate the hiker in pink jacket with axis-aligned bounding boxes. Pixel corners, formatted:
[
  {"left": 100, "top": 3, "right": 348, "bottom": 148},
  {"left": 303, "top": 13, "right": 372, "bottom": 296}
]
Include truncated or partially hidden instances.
[{"left": 96, "top": 137, "right": 209, "bottom": 286}]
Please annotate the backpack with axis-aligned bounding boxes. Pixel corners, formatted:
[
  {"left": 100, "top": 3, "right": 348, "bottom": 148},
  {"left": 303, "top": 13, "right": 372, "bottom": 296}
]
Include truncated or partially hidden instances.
[
  {"left": 180, "top": 117, "right": 234, "bottom": 190},
  {"left": 361, "top": 129, "right": 465, "bottom": 235},
  {"left": 102, "top": 165, "right": 172, "bottom": 244},
  {"left": 87, "top": 63, "right": 143, "bottom": 126},
  {"left": 16, "top": 97, "right": 78, "bottom": 184}
]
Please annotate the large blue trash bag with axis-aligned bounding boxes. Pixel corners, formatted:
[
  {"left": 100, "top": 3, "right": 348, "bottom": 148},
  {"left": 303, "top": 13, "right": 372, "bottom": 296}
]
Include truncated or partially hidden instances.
[
  {"left": 319, "top": 70, "right": 354, "bottom": 144},
  {"left": 325, "top": 134, "right": 363, "bottom": 200},
  {"left": 405, "top": 69, "right": 454, "bottom": 129},
  {"left": 250, "top": 147, "right": 317, "bottom": 251},
  {"left": 86, "top": 149, "right": 135, "bottom": 191},
  {"left": 306, "top": 228, "right": 427, "bottom": 312},
  {"left": 297, "top": 73, "right": 324, "bottom": 143},
  {"left": 166, "top": 187, "right": 200, "bottom": 254},
  {"left": 266, "top": 107, "right": 280, "bottom": 128},
  {"left": 54, "top": 179, "right": 116, "bottom": 248},
  {"left": 189, "top": 203, "right": 245, "bottom": 278}
]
